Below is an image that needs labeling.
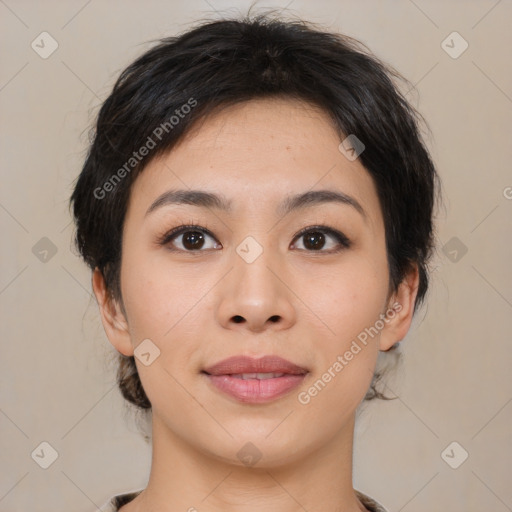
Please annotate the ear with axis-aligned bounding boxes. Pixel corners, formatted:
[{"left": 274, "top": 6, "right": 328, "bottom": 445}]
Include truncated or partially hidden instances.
[
  {"left": 379, "top": 264, "right": 420, "bottom": 351},
  {"left": 91, "top": 268, "right": 134, "bottom": 356}
]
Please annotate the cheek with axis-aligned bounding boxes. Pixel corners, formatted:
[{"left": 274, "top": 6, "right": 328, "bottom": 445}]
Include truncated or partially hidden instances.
[
  {"left": 121, "top": 261, "right": 203, "bottom": 407},
  {"left": 295, "top": 268, "right": 386, "bottom": 426},
  {"left": 120, "top": 247, "right": 201, "bottom": 339},
  {"left": 304, "top": 255, "right": 389, "bottom": 345},
  {"left": 119, "top": 251, "right": 209, "bottom": 388},
  {"left": 295, "top": 251, "right": 388, "bottom": 407}
]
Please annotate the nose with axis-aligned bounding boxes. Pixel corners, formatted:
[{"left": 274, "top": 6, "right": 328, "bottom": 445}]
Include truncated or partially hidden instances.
[{"left": 215, "top": 249, "right": 297, "bottom": 333}]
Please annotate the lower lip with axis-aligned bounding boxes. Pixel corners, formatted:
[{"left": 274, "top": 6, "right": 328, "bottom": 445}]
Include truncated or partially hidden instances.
[{"left": 204, "top": 373, "right": 307, "bottom": 404}]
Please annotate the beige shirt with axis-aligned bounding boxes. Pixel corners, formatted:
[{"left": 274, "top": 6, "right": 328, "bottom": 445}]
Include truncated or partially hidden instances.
[{"left": 100, "top": 489, "right": 389, "bottom": 512}]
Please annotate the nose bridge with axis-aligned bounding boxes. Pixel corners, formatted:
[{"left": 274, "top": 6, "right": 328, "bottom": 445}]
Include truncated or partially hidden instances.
[
  {"left": 235, "top": 240, "right": 276, "bottom": 295},
  {"left": 233, "top": 237, "right": 280, "bottom": 306}
]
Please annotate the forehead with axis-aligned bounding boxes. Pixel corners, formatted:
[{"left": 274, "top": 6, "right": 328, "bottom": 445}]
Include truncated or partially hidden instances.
[{"left": 126, "top": 98, "right": 381, "bottom": 224}]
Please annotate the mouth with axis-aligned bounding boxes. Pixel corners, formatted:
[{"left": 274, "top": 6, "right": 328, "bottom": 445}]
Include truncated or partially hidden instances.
[
  {"left": 223, "top": 372, "right": 288, "bottom": 380},
  {"left": 201, "top": 355, "right": 309, "bottom": 404}
]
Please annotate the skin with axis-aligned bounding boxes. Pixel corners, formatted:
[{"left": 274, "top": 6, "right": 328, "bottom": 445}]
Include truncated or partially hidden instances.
[{"left": 92, "top": 97, "right": 419, "bottom": 512}]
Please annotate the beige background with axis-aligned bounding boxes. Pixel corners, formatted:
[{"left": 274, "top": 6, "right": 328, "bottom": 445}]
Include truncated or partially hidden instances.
[{"left": 1, "top": 0, "right": 511, "bottom": 511}]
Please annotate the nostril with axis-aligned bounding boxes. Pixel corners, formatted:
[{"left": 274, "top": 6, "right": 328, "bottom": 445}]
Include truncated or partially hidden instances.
[
  {"left": 269, "top": 315, "right": 280, "bottom": 323},
  {"left": 233, "top": 315, "right": 244, "bottom": 323}
]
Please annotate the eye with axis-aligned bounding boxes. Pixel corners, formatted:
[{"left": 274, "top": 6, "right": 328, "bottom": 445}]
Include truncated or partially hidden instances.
[
  {"left": 157, "top": 223, "right": 351, "bottom": 253},
  {"left": 158, "top": 224, "right": 221, "bottom": 252},
  {"left": 291, "top": 225, "right": 351, "bottom": 253}
]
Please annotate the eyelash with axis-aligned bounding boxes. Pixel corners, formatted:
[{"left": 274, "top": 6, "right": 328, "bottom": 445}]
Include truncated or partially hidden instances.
[{"left": 156, "top": 221, "right": 352, "bottom": 254}]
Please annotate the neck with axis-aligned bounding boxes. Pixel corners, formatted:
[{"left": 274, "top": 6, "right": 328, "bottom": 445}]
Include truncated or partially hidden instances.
[{"left": 130, "top": 412, "right": 368, "bottom": 512}]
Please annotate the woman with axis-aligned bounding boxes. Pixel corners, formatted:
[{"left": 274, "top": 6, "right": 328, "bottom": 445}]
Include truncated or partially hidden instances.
[{"left": 70, "top": 12, "right": 438, "bottom": 512}]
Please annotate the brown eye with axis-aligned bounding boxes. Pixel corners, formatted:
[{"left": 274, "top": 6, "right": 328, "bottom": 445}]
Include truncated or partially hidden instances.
[
  {"left": 292, "top": 226, "right": 351, "bottom": 252},
  {"left": 159, "top": 225, "right": 220, "bottom": 252},
  {"left": 181, "top": 230, "right": 206, "bottom": 250},
  {"left": 302, "top": 231, "right": 326, "bottom": 250}
]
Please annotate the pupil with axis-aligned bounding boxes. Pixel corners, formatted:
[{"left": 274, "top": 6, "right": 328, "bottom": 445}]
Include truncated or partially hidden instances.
[
  {"left": 304, "top": 231, "right": 325, "bottom": 250},
  {"left": 183, "top": 231, "right": 204, "bottom": 250}
]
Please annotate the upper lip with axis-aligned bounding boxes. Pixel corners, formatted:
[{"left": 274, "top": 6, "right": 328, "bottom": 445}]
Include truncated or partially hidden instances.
[{"left": 203, "top": 355, "right": 309, "bottom": 376}]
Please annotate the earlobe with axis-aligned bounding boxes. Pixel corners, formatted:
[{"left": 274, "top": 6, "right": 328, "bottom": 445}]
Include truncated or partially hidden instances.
[
  {"left": 91, "top": 268, "right": 134, "bottom": 357},
  {"left": 379, "top": 265, "right": 420, "bottom": 352}
]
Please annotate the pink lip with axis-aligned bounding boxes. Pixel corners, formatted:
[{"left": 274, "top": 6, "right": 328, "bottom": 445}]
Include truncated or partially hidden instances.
[
  {"left": 203, "top": 355, "right": 308, "bottom": 375},
  {"left": 202, "top": 355, "right": 309, "bottom": 404}
]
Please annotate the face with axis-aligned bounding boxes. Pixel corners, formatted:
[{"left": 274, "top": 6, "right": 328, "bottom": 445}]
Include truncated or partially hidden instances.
[{"left": 96, "top": 97, "right": 417, "bottom": 467}]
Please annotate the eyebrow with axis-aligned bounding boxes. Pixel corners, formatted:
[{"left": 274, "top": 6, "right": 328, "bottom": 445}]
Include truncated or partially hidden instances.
[{"left": 145, "top": 188, "right": 366, "bottom": 219}]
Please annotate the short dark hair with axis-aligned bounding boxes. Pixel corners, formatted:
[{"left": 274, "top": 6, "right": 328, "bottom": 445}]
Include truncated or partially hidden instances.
[{"left": 70, "top": 12, "right": 439, "bottom": 410}]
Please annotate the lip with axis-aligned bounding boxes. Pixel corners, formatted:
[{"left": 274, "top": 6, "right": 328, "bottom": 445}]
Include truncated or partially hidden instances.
[
  {"left": 203, "top": 355, "right": 309, "bottom": 376},
  {"left": 202, "top": 355, "right": 309, "bottom": 404}
]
